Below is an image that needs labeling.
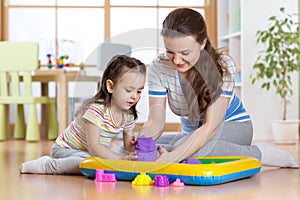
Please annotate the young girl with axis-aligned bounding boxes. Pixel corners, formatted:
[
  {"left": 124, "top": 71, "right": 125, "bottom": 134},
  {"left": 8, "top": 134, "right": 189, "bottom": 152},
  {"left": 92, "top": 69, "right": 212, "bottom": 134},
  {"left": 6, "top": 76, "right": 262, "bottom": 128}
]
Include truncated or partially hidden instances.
[{"left": 20, "top": 55, "right": 146, "bottom": 174}]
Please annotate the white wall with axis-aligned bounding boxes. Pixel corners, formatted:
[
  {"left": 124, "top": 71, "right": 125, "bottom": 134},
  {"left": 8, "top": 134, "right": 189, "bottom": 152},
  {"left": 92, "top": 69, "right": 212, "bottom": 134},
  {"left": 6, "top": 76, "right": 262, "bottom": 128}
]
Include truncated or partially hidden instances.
[
  {"left": 13, "top": 1, "right": 298, "bottom": 133},
  {"left": 242, "top": 0, "right": 298, "bottom": 140}
]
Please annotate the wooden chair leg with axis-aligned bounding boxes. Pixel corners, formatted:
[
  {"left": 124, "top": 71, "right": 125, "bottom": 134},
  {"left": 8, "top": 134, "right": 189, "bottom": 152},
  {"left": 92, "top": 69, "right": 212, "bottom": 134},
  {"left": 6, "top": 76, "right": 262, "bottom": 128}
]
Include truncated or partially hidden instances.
[
  {"left": 0, "top": 104, "right": 8, "bottom": 140},
  {"left": 14, "top": 104, "right": 26, "bottom": 139},
  {"left": 47, "top": 100, "right": 58, "bottom": 140},
  {"left": 26, "top": 104, "right": 40, "bottom": 141}
]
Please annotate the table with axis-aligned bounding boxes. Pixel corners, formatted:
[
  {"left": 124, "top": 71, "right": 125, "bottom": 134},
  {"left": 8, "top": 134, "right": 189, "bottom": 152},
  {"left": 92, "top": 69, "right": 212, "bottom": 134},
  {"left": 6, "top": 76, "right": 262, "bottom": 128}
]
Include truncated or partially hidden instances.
[{"left": 32, "top": 68, "right": 99, "bottom": 138}]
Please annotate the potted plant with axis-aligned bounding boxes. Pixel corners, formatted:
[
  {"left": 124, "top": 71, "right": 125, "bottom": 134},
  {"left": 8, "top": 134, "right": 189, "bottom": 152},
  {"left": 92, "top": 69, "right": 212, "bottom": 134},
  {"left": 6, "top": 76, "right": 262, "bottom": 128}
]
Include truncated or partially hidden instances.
[{"left": 251, "top": 7, "right": 300, "bottom": 143}]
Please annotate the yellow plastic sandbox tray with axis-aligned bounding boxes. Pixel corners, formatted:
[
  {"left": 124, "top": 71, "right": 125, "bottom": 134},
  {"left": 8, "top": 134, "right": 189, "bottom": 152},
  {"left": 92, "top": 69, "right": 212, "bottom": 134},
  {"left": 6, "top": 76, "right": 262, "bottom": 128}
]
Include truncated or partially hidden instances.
[{"left": 80, "top": 156, "right": 261, "bottom": 185}]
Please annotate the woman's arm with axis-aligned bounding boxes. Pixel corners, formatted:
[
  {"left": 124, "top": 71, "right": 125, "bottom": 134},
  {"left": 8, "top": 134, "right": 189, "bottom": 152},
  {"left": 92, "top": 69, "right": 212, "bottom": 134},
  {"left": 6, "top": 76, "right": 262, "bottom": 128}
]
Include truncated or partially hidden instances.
[
  {"left": 156, "top": 96, "right": 230, "bottom": 163},
  {"left": 139, "top": 96, "right": 167, "bottom": 140},
  {"left": 86, "top": 122, "right": 127, "bottom": 160}
]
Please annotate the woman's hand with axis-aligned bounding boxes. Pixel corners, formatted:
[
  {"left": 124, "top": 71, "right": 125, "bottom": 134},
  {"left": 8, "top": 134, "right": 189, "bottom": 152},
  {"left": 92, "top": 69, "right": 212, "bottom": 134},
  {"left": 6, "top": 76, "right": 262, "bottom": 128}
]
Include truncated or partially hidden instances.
[{"left": 155, "top": 146, "right": 174, "bottom": 163}]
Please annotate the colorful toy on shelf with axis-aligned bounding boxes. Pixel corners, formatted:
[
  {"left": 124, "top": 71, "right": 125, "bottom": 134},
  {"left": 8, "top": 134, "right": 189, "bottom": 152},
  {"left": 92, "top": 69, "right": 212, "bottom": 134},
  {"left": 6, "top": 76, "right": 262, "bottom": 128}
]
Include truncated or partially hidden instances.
[
  {"left": 64, "top": 55, "right": 69, "bottom": 65},
  {"left": 153, "top": 175, "right": 169, "bottom": 187},
  {"left": 170, "top": 178, "right": 184, "bottom": 187},
  {"left": 46, "top": 53, "right": 53, "bottom": 69},
  {"left": 94, "top": 169, "right": 116, "bottom": 182},
  {"left": 135, "top": 136, "right": 157, "bottom": 161},
  {"left": 57, "top": 56, "right": 64, "bottom": 68},
  {"left": 79, "top": 62, "right": 85, "bottom": 70},
  {"left": 56, "top": 54, "right": 76, "bottom": 67},
  {"left": 132, "top": 172, "right": 153, "bottom": 186},
  {"left": 63, "top": 55, "right": 74, "bottom": 67},
  {"left": 80, "top": 156, "right": 261, "bottom": 186}
]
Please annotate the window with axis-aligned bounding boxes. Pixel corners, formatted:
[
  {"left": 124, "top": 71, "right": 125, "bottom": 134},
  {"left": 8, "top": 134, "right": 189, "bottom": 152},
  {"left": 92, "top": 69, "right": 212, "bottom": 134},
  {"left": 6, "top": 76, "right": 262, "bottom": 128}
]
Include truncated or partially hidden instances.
[{"left": 2, "top": 0, "right": 215, "bottom": 65}]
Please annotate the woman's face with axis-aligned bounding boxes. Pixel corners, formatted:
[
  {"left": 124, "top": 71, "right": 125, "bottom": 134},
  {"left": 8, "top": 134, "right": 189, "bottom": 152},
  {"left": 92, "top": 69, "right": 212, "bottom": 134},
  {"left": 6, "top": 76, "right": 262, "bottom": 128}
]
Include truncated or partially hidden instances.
[{"left": 163, "top": 35, "right": 206, "bottom": 77}]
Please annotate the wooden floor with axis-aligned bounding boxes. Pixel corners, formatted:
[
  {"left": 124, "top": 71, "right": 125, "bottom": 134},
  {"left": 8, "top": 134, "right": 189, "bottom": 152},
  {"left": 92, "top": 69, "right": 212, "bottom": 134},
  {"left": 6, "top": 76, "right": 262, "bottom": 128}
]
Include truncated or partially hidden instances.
[{"left": 0, "top": 140, "right": 299, "bottom": 200}]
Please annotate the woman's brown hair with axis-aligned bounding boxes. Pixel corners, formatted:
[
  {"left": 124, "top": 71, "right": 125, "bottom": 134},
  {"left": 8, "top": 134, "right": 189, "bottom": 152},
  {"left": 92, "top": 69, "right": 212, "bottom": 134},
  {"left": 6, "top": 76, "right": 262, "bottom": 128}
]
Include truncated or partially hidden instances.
[{"left": 161, "top": 8, "right": 227, "bottom": 123}]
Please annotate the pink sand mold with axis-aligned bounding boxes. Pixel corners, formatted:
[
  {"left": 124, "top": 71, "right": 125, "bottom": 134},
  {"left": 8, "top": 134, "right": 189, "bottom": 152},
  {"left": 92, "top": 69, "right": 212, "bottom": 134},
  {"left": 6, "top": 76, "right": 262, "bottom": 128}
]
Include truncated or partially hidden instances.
[
  {"left": 170, "top": 178, "right": 185, "bottom": 187},
  {"left": 153, "top": 175, "right": 170, "bottom": 187},
  {"left": 94, "top": 169, "right": 116, "bottom": 182},
  {"left": 135, "top": 136, "right": 157, "bottom": 161}
]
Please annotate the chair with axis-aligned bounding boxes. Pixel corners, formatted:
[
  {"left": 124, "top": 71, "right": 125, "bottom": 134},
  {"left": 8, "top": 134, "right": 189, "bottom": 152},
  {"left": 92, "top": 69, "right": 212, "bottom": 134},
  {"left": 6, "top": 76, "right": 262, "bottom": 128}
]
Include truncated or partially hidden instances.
[
  {"left": 0, "top": 42, "right": 58, "bottom": 141},
  {"left": 97, "top": 42, "right": 132, "bottom": 71}
]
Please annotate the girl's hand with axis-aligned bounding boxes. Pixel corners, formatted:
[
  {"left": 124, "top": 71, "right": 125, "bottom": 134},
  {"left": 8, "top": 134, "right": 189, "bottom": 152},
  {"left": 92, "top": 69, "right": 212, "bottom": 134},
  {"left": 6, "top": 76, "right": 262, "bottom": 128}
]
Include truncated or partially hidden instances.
[
  {"left": 130, "top": 138, "right": 137, "bottom": 146},
  {"left": 155, "top": 146, "right": 174, "bottom": 163},
  {"left": 120, "top": 152, "right": 138, "bottom": 161}
]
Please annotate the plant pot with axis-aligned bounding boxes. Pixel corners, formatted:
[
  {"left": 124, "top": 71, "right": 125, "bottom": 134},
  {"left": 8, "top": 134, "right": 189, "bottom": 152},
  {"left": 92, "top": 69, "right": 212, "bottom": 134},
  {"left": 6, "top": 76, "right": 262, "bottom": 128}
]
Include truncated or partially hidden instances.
[{"left": 271, "top": 120, "right": 299, "bottom": 144}]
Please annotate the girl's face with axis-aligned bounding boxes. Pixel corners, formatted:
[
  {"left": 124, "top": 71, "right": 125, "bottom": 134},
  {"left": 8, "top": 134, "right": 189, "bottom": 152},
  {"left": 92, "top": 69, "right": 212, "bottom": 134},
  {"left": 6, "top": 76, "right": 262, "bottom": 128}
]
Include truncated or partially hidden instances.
[
  {"left": 163, "top": 35, "right": 206, "bottom": 77},
  {"left": 107, "top": 70, "right": 145, "bottom": 110}
]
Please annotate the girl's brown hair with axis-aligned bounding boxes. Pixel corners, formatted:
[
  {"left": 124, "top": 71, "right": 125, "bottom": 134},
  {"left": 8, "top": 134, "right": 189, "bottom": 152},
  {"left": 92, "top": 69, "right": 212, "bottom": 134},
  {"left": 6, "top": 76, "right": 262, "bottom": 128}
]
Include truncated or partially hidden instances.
[{"left": 75, "top": 54, "right": 146, "bottom": 120}]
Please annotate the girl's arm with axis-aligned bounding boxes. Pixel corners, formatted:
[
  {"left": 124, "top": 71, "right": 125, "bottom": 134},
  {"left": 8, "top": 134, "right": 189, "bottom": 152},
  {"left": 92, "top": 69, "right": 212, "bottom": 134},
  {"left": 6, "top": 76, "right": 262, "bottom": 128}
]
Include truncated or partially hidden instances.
[
  {"left": 139, "top": 96, "right": 167, "bottom": 140},
  {"left": 123, "top": 129, "right": 135, "bottom": 153},
  {"left": 86, "top": 122, "right": 125, "bottom": 160},
  {"left": 156, "top": 96, "right": 230, "bottom": 163}
]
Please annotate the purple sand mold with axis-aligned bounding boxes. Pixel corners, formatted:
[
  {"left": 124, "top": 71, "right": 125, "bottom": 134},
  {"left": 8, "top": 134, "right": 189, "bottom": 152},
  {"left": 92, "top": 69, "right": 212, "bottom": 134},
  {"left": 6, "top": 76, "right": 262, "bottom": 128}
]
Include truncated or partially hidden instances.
[
  {"left": 154, "top": 175, "right": 169, "bottom": 187},
  {"left": 182, "top": 157, "right": 202, "bottom": 164},
  {"left": 135, "top": 136, "right": 157, "bottom": 161}
]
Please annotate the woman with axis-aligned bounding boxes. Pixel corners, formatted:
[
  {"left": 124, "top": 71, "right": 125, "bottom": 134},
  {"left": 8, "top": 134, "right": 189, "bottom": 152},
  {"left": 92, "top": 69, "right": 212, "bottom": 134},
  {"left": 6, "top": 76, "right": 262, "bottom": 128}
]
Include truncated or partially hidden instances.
[{"left": 140, "top": 8, "right": 298, "bottom": 168}]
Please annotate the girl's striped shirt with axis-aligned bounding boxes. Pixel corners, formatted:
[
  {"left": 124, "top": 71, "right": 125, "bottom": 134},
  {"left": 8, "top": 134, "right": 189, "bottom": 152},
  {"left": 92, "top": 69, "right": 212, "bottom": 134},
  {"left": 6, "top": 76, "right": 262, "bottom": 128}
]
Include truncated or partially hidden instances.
[{"left": 55, "top": 103, "right": 135, "bottom": 149}]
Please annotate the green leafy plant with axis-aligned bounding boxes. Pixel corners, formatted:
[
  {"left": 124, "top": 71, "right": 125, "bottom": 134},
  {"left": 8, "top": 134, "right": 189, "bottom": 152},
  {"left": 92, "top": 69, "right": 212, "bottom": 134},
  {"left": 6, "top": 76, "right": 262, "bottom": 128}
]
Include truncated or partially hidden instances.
[{"left": 251, "top": 7, "right": 300, "bottom": 120}]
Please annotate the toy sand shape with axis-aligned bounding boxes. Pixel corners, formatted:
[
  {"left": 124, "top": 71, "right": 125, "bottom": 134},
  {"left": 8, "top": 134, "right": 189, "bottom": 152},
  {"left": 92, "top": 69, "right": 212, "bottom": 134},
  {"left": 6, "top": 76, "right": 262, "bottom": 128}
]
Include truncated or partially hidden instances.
[{"left": 135, "top": 136, "right": 158, "bottom": 161}]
